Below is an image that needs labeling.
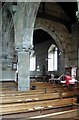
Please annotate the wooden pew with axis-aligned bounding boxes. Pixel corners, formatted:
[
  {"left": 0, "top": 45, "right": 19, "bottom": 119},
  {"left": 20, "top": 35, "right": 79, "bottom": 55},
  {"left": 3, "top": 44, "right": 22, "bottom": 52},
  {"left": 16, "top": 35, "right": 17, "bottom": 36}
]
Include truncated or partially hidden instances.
[
  {"left": 0, "top": 81, "right": 17, "bottom": 92},
  {"left": 0, "top": 86, "right": 75, "bottom": 98},
  {"left": 1, "top": 92, "right": 60, "bottom": 104},
  {"left": 30, "top": 82, "right": 60, "bottom": 88},
  {"left": 0, "top": 82, "right": 77, "bottom": 116},
  {"left": 0, "top": 98, "right": 76, "bottom": 115},
  {"left": 1, "top": 91, "right": 78, "bottom": 104},
  {"left": 1, "top": 81, "right": 78, "bottom": 99},
  {"left": 62, "top": 91, "right": 75, "bottom": 98},
  {"left": 0, "top": 82, "right": 58, "bottom": 92},
  {"left": 0, "top": 88, "right": 59, "bottom": 97},
  {"left": 31, "top": 82, "right": 79, "bottom": 93},
  {"left": 1, "top": 81, "right": 78, "bottom": 94},
  {"left": 0, "top": 85, "right": 62, "bottom": 96},
  {"left": 1, "top": 82, "right": 17, "bottom": 87},
  {"left": 1, "top": 82, "right": 78, "bottom": 97},
  {"left": 0, "top": 90, "right": 45, "bottom": 96}
]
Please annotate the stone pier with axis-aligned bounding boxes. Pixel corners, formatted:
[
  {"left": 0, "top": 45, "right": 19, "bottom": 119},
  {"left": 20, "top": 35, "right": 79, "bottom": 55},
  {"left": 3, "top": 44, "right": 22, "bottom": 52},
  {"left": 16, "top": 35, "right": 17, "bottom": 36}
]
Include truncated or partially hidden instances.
[{"left": 18, "top": 51, "right": 30, "bottom": 91}]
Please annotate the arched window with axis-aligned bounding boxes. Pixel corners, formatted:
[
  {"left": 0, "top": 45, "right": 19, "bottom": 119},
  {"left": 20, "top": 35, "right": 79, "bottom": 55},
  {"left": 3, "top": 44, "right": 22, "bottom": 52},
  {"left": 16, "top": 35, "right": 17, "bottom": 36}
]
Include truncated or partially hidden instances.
[
  {"left": 48, "top": 44, "right": 58, "bottom": 71},
  {"left": 30, "top": 51, "right": 36, "bottom": 71}
]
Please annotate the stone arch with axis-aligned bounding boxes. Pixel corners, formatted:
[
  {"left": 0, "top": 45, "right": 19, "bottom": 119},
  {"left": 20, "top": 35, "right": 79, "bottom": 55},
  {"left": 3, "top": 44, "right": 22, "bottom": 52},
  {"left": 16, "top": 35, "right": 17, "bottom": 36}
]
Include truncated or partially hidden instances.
[
  {"left": 35, "top": 18, "right": 71, "bottom": 51},
  {"left": 34, "top": 18, "right": 71, "bottom": 73},
  {"left": 2, "top": 4, "right": 13, "bottom": 47},
  {"left": 2, "top": 3, "right": 17, "bottom": 81},
  {"left": 2, "top": 3, "right": 16, "bottom": 56},
  {"left": 34, "top": 25, "right": 63, "bottom": 52},
  {"left": 2, "top": 3, "right": 14, "bottom": 31},
  {"left": 12, "top": 2, "right": 40, "bottom": 50}
]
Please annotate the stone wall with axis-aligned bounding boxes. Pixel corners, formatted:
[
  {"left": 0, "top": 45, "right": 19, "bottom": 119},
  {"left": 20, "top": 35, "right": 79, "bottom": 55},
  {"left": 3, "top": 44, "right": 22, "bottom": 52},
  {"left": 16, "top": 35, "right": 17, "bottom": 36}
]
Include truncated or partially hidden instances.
[{"left": 71, "top": 22, "right": 79, "bottom": 79}]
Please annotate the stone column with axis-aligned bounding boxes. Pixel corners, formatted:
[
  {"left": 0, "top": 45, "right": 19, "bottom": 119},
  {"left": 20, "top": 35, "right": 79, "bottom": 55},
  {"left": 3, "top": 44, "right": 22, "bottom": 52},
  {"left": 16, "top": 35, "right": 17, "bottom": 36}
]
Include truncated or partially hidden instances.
[
  {"left": 13, "top": 2, "right": 40, "bottom": 91},
  {"left": 78, "top": 0, "right": 79, "bottom": 11},
  {"left": 18, "top": 50, "right": 30, "bottom": 91},
  {"left": 76, "top": 0, "right": 79, "bottom": 20}
]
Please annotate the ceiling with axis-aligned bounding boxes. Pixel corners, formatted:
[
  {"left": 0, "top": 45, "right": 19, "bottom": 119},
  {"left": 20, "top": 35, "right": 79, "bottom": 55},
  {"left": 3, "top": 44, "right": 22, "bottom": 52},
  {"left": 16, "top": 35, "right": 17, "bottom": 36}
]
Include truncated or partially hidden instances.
[
  {"left": 34, "top": 2, "right": 78, "bottom": 45},
  {"left": 57, "top": 2, "right": 78, "bottom": 25},
  {"left": 2, "top": 2, "right": 78, "bottom": 45},
  {"left": 2, "top": 2, "right": 78, "bottom": 25}
]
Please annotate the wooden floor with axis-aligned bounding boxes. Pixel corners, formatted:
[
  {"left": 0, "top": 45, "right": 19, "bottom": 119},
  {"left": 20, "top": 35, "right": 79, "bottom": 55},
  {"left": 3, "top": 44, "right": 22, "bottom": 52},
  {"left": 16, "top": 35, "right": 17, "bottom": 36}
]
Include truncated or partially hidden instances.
[{"left": 0, "top": 81, "right": 79, "bottom": 119}]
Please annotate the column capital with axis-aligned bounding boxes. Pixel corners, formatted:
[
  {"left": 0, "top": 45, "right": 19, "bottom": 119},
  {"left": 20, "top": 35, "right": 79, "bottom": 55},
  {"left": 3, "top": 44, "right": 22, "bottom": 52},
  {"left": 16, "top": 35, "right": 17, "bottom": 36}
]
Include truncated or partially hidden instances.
[{"left": 15, "top": 45, "right": 33, "bottom": 53}]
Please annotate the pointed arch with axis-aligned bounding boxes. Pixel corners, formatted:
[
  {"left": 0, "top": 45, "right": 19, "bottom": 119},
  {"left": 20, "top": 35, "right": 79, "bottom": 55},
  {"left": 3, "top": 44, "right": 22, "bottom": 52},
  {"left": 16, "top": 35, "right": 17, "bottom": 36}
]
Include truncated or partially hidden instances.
[{"left": 35, "top": 18, "right": 65, "bottom": 73}]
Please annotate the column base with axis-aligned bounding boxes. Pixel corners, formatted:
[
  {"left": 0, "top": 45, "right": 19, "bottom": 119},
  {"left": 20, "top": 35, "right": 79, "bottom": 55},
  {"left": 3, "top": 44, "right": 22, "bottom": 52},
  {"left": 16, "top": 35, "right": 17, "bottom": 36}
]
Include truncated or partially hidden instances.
[{"left": 18, "top": 87, "right": 30, "bottom": 91}]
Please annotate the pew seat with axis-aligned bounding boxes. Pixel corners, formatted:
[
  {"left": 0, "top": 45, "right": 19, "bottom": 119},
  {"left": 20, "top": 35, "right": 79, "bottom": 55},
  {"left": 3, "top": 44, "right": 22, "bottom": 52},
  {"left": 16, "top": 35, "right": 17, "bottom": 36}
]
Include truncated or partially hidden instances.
[{"left": 0, "top": 98, "right": 76, "bottom": 115}]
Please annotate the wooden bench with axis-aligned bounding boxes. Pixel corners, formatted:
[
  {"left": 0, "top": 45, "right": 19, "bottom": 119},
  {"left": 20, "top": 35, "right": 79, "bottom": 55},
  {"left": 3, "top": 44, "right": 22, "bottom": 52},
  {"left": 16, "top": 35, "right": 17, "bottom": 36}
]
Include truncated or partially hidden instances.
[
  {"left": 1, "top": 81, "right": 78, "bottom": 93},
  {"left": 0, "top": 88, "right": 59, "bottom": 97},
  {"left": 30, "top": 81, "right": 79, "bottom": 92},
  {"left": 1, "top": 82, "right": 17, "bottom": 87},
  {"left": 1, "top": 92, "right": 60, "bottom": 104},
  {"left": 1, "top": 81, "right": 78, "bottom": 99},
  {"left": 30, "top": 82, "right": 59, "bottom": 88},
  {"left": 0, "top": 86, "right": 62, "bottom": 96},
  {"left": 0, "top": 82, "right": 78, "bottom": 95},
  {"left": 1, "top": 91, "right": 78, "bottom": 104},
  {"left": 0, "top": 81, "right": 59, "bottom": 93},
  {"left": 0, "top": 98, "right": 76, "bottom": 115},
  {"left": 0, "top": 87, "right": 74, "bottom": 98}
]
